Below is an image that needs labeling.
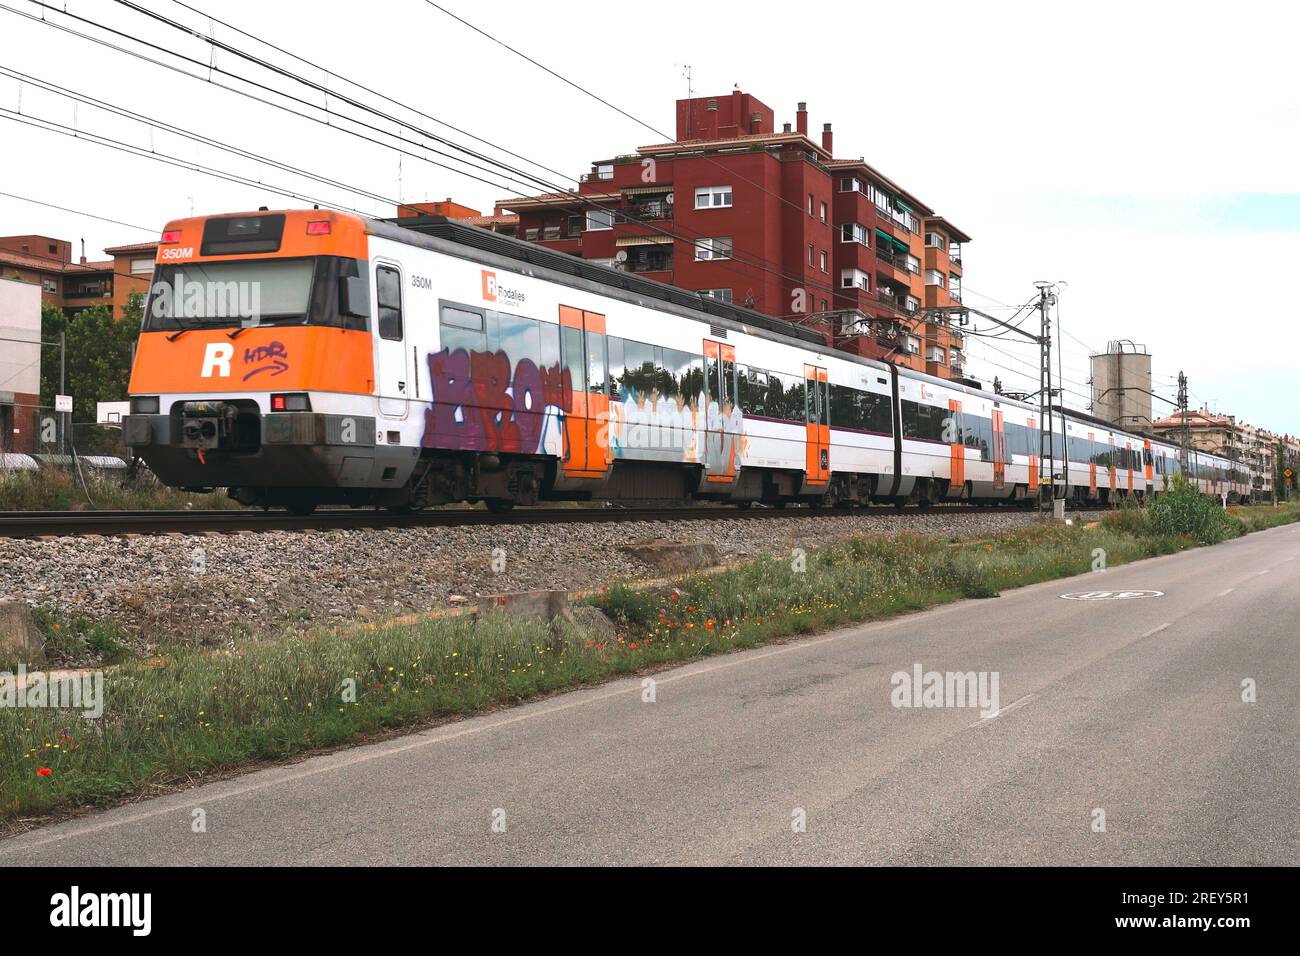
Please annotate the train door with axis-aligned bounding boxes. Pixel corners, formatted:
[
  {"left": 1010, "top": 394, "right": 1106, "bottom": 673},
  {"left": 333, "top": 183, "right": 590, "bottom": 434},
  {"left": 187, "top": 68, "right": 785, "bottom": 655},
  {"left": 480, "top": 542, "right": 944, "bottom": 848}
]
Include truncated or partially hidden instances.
[
  {"left": 804, "top": 364, "right": 829, "bottom": 487},
  {"left": 1107, "top": 435, "right": 1117, "bottom": 494},
  {"left": 1027, "top": 417, "right": 1039, "bottom": 490},
  {"left": 1088, "top": 432, "right": 1098, "bottom": 496},
  {"left": 374, "top": 262, "right": 410, "bottom": 420},
  {"left": 703, "top": 340, "right": 738, "bottom": 483},
  {"left": 947, "top": 399, "right": 965, "bottom": 497},
  {"left": 1143, "top": 439, "right": 1153, "bottom": 492},
  {"left": 559, "top": 306, "right": 609, "bottom": 478},
  {"left": 991, "top": 408, "right": 1006, "bottom": 490}
]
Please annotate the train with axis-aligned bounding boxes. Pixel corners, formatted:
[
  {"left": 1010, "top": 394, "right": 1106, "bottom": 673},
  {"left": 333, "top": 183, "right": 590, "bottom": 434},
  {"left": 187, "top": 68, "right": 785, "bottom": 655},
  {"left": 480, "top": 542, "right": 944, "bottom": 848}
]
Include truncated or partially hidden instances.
[{"left": 123, "top": 208, "right": 1254, "bottom": 513}]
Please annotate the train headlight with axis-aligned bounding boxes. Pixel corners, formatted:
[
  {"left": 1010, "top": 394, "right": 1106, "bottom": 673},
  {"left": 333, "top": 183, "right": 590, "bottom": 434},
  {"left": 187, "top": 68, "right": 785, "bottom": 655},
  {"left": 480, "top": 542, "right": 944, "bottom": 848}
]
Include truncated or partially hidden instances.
[{"left": 130, "top": 395, "right": 160, "bottom": 414}]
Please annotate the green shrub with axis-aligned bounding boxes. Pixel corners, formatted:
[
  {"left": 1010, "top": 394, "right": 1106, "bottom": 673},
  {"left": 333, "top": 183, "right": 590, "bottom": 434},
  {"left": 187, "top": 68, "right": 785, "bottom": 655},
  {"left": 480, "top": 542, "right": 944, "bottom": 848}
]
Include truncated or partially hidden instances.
[{"left": 1147, "top": 474, "right": 1239, "bottom": 545}]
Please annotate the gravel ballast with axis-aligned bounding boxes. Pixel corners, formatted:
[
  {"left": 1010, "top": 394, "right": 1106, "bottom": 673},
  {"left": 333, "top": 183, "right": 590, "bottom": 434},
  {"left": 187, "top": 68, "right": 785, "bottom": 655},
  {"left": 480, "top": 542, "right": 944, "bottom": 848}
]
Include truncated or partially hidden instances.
[{"left": 0, "top": 509, "right": 1087, "bottom": 656}]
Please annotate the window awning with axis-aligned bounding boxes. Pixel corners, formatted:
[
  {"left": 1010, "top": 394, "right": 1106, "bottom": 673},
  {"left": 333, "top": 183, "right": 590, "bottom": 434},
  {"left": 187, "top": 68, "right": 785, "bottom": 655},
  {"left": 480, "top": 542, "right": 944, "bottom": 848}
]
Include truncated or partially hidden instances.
[
  {"left": 875, "top": 229, "right": 910, "bottom": 254},
  {"left": 623, "top": 184, "right": 673, "bottom": 196},
  {"left": 616, "top": 235, "right": 673, "bottom": 246}
]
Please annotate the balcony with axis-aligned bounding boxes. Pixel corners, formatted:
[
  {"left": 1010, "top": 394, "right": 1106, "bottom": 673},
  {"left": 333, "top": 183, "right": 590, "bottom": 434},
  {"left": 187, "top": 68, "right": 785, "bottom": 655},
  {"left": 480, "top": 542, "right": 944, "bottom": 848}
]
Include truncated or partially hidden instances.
[
  {"left": 625, "top": 255, "right": 673, "bottom": 274},
  {"left": 625, "top": 200, "right": 672, "bottom": 222}
]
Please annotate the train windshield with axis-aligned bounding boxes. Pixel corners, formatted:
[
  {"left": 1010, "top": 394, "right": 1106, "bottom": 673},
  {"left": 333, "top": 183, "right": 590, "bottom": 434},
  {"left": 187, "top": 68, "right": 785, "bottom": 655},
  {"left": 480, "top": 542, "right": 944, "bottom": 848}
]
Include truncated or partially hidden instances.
[{"left": 142, "top": 256, "right": 368, "bottom": 332}]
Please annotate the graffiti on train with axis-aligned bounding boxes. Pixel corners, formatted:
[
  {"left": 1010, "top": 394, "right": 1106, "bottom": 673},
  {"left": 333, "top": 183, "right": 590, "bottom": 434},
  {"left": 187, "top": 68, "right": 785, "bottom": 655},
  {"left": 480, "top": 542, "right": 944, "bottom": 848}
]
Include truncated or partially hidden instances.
[
  {"left": 422, "top": 348, "right": 571, "bottom": 454},
  {"left": 420, "top": 346, "right": 748, "bottom": 471}
]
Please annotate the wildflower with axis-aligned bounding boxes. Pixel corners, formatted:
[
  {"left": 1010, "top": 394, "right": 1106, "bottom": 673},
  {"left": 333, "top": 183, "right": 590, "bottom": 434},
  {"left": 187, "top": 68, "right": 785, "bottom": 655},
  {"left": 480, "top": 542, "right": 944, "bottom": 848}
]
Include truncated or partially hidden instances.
[{"left": 37, "top": 767, "right": 52, "bottom": 777}]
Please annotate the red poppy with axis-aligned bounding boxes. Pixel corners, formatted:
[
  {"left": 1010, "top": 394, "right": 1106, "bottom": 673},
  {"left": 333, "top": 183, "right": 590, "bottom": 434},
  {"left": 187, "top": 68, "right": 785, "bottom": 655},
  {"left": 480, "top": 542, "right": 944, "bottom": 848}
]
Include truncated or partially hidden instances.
[
  {"left": 629, "top": 642, "right": 638, "bottom": 649},
  {"left": 36, "top": 767, "right": 52, "bottom": 777}
]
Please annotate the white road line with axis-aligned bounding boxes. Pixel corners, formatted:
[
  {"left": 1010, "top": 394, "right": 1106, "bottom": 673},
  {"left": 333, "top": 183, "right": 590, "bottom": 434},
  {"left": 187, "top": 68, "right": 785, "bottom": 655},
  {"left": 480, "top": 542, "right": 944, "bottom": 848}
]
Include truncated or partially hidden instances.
[
  {"left": 969, "top": 693, "right": 1037, "bottom": 728},
  {"left": 1217, "top": 588, "right": 1235, "bottom": 597},
  {"left": 1141, "top": 623, "right": 1172, "bottom": 639},
  {"left": 1256, "top": 569, "right": 1271, "bottom": 576}
]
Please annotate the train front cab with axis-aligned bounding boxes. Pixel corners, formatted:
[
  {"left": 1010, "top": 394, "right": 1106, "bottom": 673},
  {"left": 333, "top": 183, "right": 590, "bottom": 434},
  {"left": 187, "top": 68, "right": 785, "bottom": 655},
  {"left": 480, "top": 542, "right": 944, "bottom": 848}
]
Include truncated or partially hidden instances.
[{"left": 124, "top": 210, "right": 416, "bottom": 512}]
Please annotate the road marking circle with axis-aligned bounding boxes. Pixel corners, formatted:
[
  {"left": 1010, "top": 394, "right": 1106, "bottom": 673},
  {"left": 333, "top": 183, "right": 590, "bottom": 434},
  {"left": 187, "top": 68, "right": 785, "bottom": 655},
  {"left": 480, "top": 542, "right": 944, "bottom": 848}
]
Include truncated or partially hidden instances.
[{"left": 1059, "top": 589, "right": 1164, "bottom": 601}]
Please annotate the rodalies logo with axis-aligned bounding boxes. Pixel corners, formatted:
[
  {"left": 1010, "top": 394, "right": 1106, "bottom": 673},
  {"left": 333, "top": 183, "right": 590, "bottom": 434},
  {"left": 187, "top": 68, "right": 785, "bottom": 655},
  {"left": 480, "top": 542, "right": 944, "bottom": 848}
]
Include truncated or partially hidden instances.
[
  {"left": 480, "top": 269, "right": 526, "bottom": 306},
  {"left": 49, "top": 887, "right": 151, "bottom": 936}
]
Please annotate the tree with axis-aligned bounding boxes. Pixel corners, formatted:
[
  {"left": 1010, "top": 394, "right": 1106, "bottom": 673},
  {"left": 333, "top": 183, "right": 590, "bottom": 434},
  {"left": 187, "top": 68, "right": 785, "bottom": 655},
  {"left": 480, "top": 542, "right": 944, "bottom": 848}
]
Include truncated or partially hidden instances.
[{"left": 39, "top": 294, "right": 143, "bottom": 422}]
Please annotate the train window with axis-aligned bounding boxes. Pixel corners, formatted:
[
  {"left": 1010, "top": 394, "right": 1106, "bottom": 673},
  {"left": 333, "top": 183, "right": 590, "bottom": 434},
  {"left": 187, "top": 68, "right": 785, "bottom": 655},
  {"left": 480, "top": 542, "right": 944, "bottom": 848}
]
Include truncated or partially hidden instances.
[
  {"left": 439, "top": 305, "right": 486, "bottom": 353},
  {"left": 376, "top": 266, "right": 403, "bottom": 341},
  {"left": 492, "top": 311, "right": 540, "bottom": 361},
  {"left": 606, "top": 338, "right": 625, "bottom": 399},
  {"left": 539, "top": 322, "right": 561, "bottom": 375},
  {"left": 620, "top": 339, "right": 655, "bottom": 400},
  {"left": 561, "top": 325, "right": 586, "bottom": 393},
  {"left": 737, "top": 366, "right": 763, "bottom": 416},
  {"left": 586, "top": 330, "right": 607, "bottom": 395},
  {"left": 902, "top": 401, "right": 947, "bottom": 442},
  {"left": 864, "top": 391, "right": 892, "bottom": 434}
]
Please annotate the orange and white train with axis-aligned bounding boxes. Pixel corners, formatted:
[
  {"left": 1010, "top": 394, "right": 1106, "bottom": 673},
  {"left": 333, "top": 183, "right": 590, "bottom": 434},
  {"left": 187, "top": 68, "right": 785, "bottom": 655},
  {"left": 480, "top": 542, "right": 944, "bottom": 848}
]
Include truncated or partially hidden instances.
[{"left": 124, "top": 209, "right": 1254, "bottom": 513}]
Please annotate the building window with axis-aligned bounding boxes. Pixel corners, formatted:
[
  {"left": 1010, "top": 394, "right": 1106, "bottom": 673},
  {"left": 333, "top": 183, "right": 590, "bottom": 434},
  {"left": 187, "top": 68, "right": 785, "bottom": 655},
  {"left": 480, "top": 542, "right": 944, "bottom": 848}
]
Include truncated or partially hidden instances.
[
  {"left": 594, "top": 163, "right": 614, "bottom": 180},
  {"left": 839, "top": 176, "right": 864, "bottom": 193},
  {"left": 819, "top": 250, "right": 828, "bottom": 272},
  {"left": 904, "top": 295, "right": 920, "bottom": 313},
  {"left": 841, "top": 222, "right": 868, "bottom": 246},
  {"left": 525, "top": 227, "right": 540, "bottom": 241},
  {"left": 695, "top": 185, "right": 733, "bottom": 209},
  {"left": 542, "top": 223, "right": 561, "bottom": 240},
  {"left": 841, "top": 268, "right": 869, "bottom": 291},
  {"left": 42, "top": 277, "right": 58, "bottom": 294},
  {"left": 808, "top": 243, "right": 814, "bottom": 266},
  {"left": 585, "top": 209, "right": 614, "bottom": 231},
  {"left": 819, "top": 201, "right": 828, "bottom": 223},
  {"left": 927, "top": 346, "right": 945, "bottom": 364},
  {"left": 695, "top": 237, "right": 733, "bottom": 261},
  {"left": 905, "top": 254, "right": 920, "bottom": 274},
  {"left": 697, "top": 288, "right": 733, "bottom": 303},
  {"left": 808, "top": 194, "right": 814, "bottom": 215},
  {"left": 925, "top": 232, "right": 947, "bottom": 250},
  {"left": 926, "top": 269, "right": 946, "bottom": 287},
  {"left": 130, "top": 257, "right": 154, "bottom": 275},
  {"left": 903, "top": 334, "right": 921, "bottom": 355}
]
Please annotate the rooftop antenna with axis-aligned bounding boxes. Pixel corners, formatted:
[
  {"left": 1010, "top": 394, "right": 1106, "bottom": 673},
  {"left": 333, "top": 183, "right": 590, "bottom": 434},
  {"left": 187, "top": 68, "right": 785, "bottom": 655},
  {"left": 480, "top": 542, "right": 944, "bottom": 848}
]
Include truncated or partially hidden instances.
[{"left": 679, "top": 64, "right": 693, "bottom": 138}]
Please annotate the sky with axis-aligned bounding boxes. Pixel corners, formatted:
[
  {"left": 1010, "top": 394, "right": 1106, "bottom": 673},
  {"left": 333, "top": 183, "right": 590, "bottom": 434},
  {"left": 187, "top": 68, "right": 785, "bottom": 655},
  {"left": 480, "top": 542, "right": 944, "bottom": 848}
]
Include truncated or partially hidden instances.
[{"left": 2, "top": 0, "right": 1298, "bottom": 434}]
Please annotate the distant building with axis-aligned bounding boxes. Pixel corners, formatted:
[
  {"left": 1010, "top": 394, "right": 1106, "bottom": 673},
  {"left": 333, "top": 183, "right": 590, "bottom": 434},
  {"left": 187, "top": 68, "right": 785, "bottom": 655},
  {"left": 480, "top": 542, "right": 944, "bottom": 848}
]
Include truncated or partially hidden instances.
[
  {"left": 398, "top": 199, "right": 518, "bottom": 237},
  {"left": 1152, "top": 407, "right": 1291, "bottom": 497},
  {"left": 494, "top": 91, "right": 972, "bottom": 381},
  {"left": 0, "top": 275, "right": 42, "bottom": 453},
  {"left": 0, "top": 235, "right": 158, "bottom": 318}
]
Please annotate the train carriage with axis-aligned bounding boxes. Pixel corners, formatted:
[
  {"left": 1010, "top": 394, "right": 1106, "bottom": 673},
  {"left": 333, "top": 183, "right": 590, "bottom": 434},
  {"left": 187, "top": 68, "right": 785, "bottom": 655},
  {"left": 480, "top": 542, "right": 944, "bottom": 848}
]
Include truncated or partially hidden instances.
[{"left": 124, "top": 208, "right": 1253, "bottom": 512}]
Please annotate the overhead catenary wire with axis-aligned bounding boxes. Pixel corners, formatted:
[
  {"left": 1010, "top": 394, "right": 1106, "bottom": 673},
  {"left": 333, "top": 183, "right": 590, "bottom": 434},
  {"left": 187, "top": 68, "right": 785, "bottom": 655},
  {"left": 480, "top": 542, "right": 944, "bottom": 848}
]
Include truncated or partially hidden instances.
[
  {"left": 0, "top": 188, "right": 158, "bottom": 233},
  {"left": 7, "top": 0, "right": 920, "bottom": 322}
]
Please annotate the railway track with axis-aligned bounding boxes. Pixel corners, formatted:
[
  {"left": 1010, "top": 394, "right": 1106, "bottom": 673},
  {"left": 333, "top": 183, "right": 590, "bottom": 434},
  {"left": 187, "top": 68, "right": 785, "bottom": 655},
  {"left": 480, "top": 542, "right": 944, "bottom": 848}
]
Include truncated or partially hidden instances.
[{"left": 0, "top": 502, "right": 1047, "bottom": 539}]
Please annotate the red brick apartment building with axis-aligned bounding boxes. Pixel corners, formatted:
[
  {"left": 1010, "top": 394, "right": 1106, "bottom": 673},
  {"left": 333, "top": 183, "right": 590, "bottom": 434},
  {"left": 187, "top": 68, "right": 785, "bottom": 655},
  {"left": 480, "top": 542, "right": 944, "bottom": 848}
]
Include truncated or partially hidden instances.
[
  {"left": 493, "top": 91, "right": 972, "bottom": 381},
  {"left": 0, "top": 235, "right": 158, "bottom": 318}
]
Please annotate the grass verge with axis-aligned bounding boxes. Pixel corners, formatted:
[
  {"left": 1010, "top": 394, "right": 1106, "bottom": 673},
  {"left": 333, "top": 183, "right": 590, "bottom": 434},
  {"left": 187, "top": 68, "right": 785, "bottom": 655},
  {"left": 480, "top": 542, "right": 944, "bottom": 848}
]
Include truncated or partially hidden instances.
[
  {"left": 0, "top": 468, "right": 238, "bottom": 511},
  {"left": 3, "top": 502, "right": 1299, "bottom": 826}
]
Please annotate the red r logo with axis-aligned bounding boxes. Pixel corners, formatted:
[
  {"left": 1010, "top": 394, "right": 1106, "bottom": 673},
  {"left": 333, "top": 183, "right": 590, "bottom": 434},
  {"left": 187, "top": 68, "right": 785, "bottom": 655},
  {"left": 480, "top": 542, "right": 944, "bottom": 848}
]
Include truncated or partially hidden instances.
[{"left": 481, "top": 270, "right": 497, "bottom": 302}]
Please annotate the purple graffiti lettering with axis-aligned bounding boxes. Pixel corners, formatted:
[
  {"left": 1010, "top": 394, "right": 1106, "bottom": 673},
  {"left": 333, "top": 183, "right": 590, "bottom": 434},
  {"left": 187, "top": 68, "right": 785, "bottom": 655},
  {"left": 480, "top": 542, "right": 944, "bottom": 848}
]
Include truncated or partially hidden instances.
[{"left": 422, "top": 348, "right": 564, "bottom": 453}]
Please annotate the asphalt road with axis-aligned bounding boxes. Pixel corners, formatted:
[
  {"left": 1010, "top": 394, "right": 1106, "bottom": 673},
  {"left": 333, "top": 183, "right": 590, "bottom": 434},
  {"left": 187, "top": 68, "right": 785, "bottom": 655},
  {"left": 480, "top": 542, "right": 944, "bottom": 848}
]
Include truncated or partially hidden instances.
[{"left": 4, "top": 523, "right": 1298, "bottom": 866}]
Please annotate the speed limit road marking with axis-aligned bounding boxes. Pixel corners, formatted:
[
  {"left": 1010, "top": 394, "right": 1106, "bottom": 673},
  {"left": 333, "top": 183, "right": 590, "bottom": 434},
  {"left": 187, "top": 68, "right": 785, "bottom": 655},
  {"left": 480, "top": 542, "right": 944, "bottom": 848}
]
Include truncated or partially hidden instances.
[{"left": 1059, "top": 590, "right": 1165, "bottom": 601}]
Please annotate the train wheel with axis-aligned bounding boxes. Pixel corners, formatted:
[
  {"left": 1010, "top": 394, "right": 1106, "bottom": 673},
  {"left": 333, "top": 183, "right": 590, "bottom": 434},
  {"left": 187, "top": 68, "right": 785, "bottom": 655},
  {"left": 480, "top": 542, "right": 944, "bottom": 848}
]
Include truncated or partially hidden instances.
[{"left": 285, "top": 500, "right": 317, "bottom": 516}]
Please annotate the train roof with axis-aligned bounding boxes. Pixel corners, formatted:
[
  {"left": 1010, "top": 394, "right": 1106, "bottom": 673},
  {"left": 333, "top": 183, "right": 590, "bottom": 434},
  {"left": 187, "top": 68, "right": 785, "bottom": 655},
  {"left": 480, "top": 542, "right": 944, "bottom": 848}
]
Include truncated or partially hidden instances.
[
  {"left": 375, "top": 214, "right": 828, "bottom": 347},
  {"left": 366, "top": 214, "right": 1247, "bottom": 473}
]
